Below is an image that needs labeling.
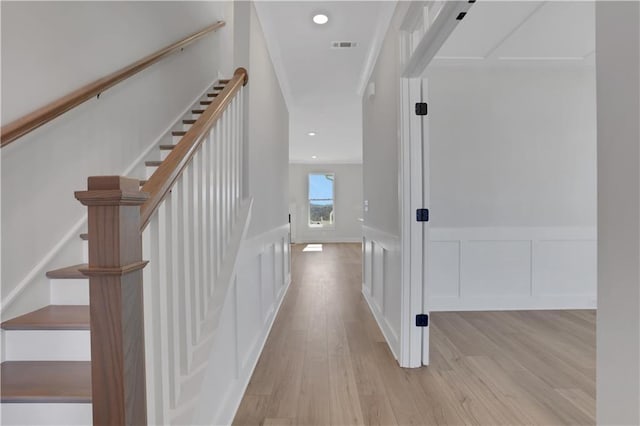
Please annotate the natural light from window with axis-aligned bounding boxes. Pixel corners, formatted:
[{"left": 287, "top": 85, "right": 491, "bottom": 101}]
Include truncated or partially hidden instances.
[
  {"left": 308, "top": 173, "right": 334, "bottom": 228},
  {"left": 303, "top": 244, "right": 324, "bottom": 252}
]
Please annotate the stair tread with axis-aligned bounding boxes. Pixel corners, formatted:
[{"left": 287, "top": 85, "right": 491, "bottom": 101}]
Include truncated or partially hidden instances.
[
  {"left": 206, "top": 93, "right": 218, "bottom": 98},
  {"left": 46, "top": 264, "right": 87, "bottom": 279},
  {"left": 172, "top": 130, "right": 186, "bottom": 136},
  {"left": 79, "top": 233, "right": 88, "bottom": 241},
  {"left": 2, "top": 306, "right": 89, "bottom": 330},
  {"left": 192, "top": 109, "right": 205, "bottom": 114},
  {"left": 146, "top": 160, "right": 162, "bottom": 167},
  {"left": 159, "top": 144, "right": 177, "bottom": 150},
  {"left": 1, "top": 361, "right": 91, "bottom": 403},
  {"left": 183, "top": 119, "right": 197, "bottom": 124},
  {"left": 218, "top": 79, "right": 230, "bottom": 84},
  {"left": 200, "top": 101, "right": 212, "bottom": 105},
  {"left": 213, "top": 86, "right": 225, "bottom": 90}
]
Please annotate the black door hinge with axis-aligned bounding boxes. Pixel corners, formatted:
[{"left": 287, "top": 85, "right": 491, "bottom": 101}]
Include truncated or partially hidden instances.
[
  {"left": 416, "top": 314, "right": 429, "bottom": 327},
  {"left": 416, "top": 208, "right": 429, "bottom": 222},
  {"left": 415, "top": 102, "right": 428, "bottom": 116}
]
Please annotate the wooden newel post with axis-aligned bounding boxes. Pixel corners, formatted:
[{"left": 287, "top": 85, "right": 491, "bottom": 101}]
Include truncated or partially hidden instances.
[{"left": 75, "top": 176, "right": 149, "bottom": 426}]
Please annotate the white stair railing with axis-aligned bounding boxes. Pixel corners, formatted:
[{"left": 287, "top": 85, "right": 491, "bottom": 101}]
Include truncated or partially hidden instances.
[
  {"left": 143, "top": 86, "right": 246, "bottom": 424},
  {"left": 75, "top": 68, "right": 248, "bottom": 426}
]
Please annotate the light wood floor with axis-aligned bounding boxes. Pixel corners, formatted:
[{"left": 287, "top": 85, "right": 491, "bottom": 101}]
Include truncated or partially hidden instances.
[{"left": 233, "top": 243, "right": 596, "bottom": 426}]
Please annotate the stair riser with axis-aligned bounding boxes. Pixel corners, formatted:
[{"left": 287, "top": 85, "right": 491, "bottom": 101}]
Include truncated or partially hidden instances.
[
  {"left": 146, "top": 165, "right": 158, "bottom": 179},
  {"left": 50, "top": 279, "right": 89, "bottom": 305},
  {"left": 161, "top": 150, "right": 171, "bottom": 161},
  {"left": 3, "top": 330, "right": 90, "bottom": 361},
  {"left": 2, "top": 403, "right": 91, "bottom": 426},
  {"left": 81, "top": 240, "right": 88, "bottom": 263}
]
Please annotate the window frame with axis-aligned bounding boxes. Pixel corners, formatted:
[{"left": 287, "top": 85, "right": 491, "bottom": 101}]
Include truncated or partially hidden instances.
[{"left": 307, "top": 172, "right": 336, "bottom": 230}]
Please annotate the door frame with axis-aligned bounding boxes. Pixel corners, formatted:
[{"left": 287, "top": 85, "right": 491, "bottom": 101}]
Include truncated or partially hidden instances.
[
  {"left": 398, "top": 77, "right": 427, "bottom": 368},
  {"left": 397, "top": 0, "right": 473, "bottom": 368}
]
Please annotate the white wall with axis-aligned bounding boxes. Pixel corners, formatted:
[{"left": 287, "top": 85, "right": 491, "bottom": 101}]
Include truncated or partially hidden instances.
[
  {"left": 427, "top": 66, "right": 597, "bottom": 228},
  {"left": 595, "top": 3, "right": 640, "bottom": 424},
  {"left": 245, "top": 4, "right": 289, "bottom": 239},
  {"left": 193, "top": 3, "right": 291, "bottom": 424},
  {"left": 361, "top": 4, "right": 406, "bottom": 359},
  {"left": 426, "top": 65, "right": 597, "bottom": 311},
  {"left": 289, "top": 163, "right": 362, "bottom": 243},
  {"left": 1, "top": 1, "right": 234, "bottom": 318}
]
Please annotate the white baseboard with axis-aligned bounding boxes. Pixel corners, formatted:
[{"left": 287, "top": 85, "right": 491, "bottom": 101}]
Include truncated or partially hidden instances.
[{"left": 362, "top": 286, "right": 400, "bottom": 361}]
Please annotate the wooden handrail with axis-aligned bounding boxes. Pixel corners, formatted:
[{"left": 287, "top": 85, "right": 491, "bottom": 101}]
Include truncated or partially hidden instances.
[
  {"left": 1, "top": 21, "right": 225, "bottom": 148},
  {"left": 139, "top": 67, "right": 248, "bottom": 230}
]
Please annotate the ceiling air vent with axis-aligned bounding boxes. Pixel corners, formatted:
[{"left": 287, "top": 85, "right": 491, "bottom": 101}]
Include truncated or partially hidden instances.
[{"left": 331, "top": 41, "right": 358, "bottom": 49}]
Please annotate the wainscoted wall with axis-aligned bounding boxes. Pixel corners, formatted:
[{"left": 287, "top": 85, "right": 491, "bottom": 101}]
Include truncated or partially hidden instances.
[
  {"left": 361, "top": 226, "right": 401, "bottom": 359},
  {"left": 428, "top": 227, "right": 597, "bottom": 311},
  {"left": 193, "top": 224, "right": 291, "bottom": 425}
]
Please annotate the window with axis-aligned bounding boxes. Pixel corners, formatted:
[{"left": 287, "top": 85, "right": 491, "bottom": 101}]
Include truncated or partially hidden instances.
[{"left": 308, "top": 173, "right": 334, "bottom": 228}]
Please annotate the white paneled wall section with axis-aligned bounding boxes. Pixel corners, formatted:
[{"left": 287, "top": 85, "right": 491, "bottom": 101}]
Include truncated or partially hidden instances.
[
  {"left": 428, "top": 227, "right": 597, "bottom": 311},
  {"left": 362, "top": 226, "right": 401, "bottom": 359}
]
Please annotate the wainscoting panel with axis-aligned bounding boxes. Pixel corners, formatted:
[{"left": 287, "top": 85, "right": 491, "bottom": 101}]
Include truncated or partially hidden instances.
[
  {"left": 192, "top": 224, "right": 291, "bottom": 425},
  {"left": 428, "top": 227, "right": 597, "bottom": 311},
  {"left": 362, "top": 226, "right": 401, "bottom": 359}
]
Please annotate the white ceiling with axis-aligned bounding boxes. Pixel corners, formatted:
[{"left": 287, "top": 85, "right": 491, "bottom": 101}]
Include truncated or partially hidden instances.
[
  {"left": 255, "top": 1, "right": 595, "bottom": 163},
  {"left": 254, "top": 1, "right": 395, "bottom": 164},
  {"left": 433, "top": 1, "right": 595, "bottom": 65}
]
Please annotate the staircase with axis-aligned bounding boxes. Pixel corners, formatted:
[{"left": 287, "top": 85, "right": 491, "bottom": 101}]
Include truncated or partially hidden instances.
[{"left": 1, "top": 78, "right": 234, "bottom": 425}]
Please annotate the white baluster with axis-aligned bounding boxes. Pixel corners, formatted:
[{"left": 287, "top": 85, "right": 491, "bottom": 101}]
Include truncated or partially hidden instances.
[
  {"left": 199, "top": 142, "right": 208, "bottom": 320},
  {"left": 157, "top": 197, "right": 176, "bottom": 408},
  {"left": 147, "top": 213, "right": 170, "bottom": 421},
  {"left": 201, "top": 137, "right": 210, "bottom": 314},
  {"left": 221, "top": 111, "right": 228, "bottom": 258},
  {"left": 231, "top": 97, "right": 237, "bottom": 219},
  {"left": 184, "top": 163, "right": 199, "bottom": 346},
  {"left": 142, "top": 227, "right": 159, "bottom": 424},
  {"left": 190, "top": 154, "right": 202, "bottom": 343},
  {"left": 176, "top": 173, "right": 192, "bottom": 374},
  {"left": 215, "top": 120, "right": 223, "bottom": 273},
  {"left": 225, "top": 111, "right": 233, "bottom": 235},
  {"left": 209, "top": 127, "right": 217, "bottom": 296}
]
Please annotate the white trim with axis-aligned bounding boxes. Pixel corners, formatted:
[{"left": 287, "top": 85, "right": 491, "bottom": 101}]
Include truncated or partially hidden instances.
[
  {"left": 427, "top": 227, "right": 597, "bottom": 312},
  {"left": 397, "top": 77, "right": 426, "bottom": 368},
  {"left": 356, "top": 2, "right": 398, "bottom": 96},
  {"left": 292, "top": 237, "right": 361, "bottom": 244},
  {"left": 1, "top": 78, "right": 220, "bottom": 314},
  {"left": 402, "top": 1, "right": 472, "bottom": 78},
  {"left": 362, "top": 287, "right": 400, "bottom": 361},
  {"left": 362, "top": 225, "right": 401, "bottom": 359},
  {"left": 430, "top": 295, "right": 597, "bottom": 312},
  {"left": 362, "top": 225, "right": 399, "bottom": 252},
  {"left": 431, "top": 227, "right": 597, "bottom": 241}
]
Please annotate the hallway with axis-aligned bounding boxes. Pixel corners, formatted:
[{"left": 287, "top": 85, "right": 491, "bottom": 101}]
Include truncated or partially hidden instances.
[{"left": 233, "top": 243, "right": 595, "bottom": 426}]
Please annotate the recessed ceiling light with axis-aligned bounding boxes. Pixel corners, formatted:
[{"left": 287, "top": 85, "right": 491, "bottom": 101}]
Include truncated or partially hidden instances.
[
  {"left": 308, "top": 132, "right": 316, "bottom": 136},
  {"left": 312, "top": 155, "right": 318, "bottom": 159},
  {"left": 313, "top": 14, "right": 328, "bottom": 25}
]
